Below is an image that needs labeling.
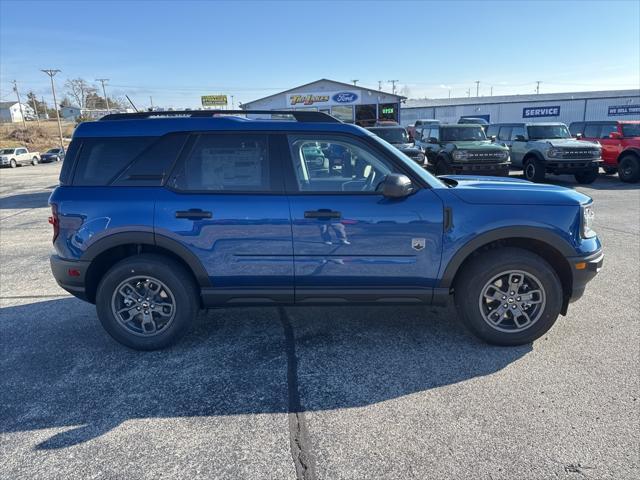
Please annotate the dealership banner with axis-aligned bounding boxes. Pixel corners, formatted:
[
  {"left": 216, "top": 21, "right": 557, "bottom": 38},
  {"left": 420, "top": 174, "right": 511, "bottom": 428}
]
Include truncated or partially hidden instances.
[
  {"left": 201, "top": 95, "right": 228, "bottom": 107},
  {"left": 286, "top": 90, "right": 361, "bottom": 107},
  {"left": 522, "top": 106, "right": 561, "bottom": 118},
  {"left": 608, "top": 105, "right": 640, "bottom": 116}
]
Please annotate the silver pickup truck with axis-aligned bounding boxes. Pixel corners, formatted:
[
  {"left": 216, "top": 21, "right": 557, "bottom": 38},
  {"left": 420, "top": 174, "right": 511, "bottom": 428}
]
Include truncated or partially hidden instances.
[
  {"left": 0, "top": 147, "right": 41, "bottom": 168},
  {"left": 487, "top": 122, "right": 602, "bottom": 184}
]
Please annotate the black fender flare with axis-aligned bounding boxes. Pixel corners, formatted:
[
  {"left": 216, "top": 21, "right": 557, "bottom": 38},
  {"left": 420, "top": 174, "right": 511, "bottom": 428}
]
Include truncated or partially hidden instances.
[
  {"left": 81, "top": 231, "right": 211, "bottom": 287},
  {"left": 523, "top": 150, "right": 545, "bottom": 163},
  {"left": 438, "top": 226, "right": 575, "bottom": 289},
  {"left": 619, "top": 147, "right": 640, "bottom": 160}
]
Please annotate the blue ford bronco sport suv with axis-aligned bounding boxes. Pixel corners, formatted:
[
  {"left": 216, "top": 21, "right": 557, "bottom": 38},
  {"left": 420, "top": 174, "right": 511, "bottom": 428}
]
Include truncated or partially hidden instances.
[{"left": 49, "top": 110, "right": 603, "bottom": 350}]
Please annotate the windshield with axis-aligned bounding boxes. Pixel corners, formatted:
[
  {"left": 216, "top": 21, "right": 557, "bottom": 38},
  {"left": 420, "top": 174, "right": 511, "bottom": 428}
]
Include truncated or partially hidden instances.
[
  {"left": 622, "top": 124, "right": 640, "bottom": 137},
  {"left": 369, "top": 127, "right": 410, "bottom": 144},
  {"left": 0, "top": 149, "right": 16, "bottom": 154},
  {"left": 441, "top": 127, "right": 486, "bottom": 142},
  {"left": 367, "top": 132, "right": 445, "bottom": 188},
  {"left": 46, "top": 148, "right": 60, "bottom": 153},
  {"left": 527, "top": 125, "right": 571, "bottom": 139}
]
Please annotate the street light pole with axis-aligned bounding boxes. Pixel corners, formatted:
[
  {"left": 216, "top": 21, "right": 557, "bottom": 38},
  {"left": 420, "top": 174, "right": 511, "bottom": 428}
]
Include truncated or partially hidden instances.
[
  {"left": 41, "top": 69, "right": 65, "bottom": 151},
  {"left": 96, "top": 78, "right": 110, "bottom": 113}
]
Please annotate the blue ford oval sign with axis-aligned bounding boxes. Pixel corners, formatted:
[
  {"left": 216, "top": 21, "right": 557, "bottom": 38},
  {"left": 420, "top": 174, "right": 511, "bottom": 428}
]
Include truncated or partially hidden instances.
[{"left": 332, "top": 92, "right": 358, "bottom": 103}]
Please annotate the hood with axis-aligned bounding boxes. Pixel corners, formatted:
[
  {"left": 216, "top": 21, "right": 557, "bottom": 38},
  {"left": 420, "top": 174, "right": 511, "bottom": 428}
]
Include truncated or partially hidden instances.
[
  {"left": 441, "top": 175, "right": 590, "bottom": 206},
  {"left": 396, "top": 143, "right": 421, "bottom": 152},
  {"left": 541, "top": 138, "right": 600, "bottom": 148},
  {"left": 453, "top": 140, "right": 508, "bottom": 150}
]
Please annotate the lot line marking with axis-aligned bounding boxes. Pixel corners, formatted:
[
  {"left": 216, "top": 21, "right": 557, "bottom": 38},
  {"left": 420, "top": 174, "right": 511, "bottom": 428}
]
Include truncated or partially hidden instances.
[{"left": 278, "top": 307, "right": 317, "bottom": 480}]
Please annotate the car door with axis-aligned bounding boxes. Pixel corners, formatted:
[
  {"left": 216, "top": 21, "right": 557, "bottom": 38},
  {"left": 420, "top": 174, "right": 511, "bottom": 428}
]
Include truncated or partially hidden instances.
[
  {"left": 497, "top": 126, "right": 513, "bottom": 148},
  {"left": 16, "top": 148, "right": 28, "bottom": 164},
  {"left": 156, "top": 132, "right": 294, "bottom": 304},
  {"left": 284, "top": 133, "right": 444, "bottom": 303},
  {"left": 597, "top": 122, "right": 621, "bottom": 164},
  {"left": 509, "top": 125, "right": 527, "bottom": 167}
]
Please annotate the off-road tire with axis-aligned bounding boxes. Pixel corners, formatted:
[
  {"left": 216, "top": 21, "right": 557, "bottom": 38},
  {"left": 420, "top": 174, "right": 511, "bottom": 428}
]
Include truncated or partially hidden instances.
[
  {"left": 523, "top": 157, "right": 546, "bottom": 183},
  {"left": 618, "top": 154, "right": 640, "bottom": 183},
  {"left": 574, "top": 168, "right": 598, "bottom": 184}
]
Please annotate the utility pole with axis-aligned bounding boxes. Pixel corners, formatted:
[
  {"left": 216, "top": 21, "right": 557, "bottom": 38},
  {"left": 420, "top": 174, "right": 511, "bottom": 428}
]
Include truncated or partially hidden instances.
[
  {"left": 149, "top": 96, "right": 154, "bottom": 110},
  {"left": 475, "top": 80, "right": 480, "bottom": 97},
  {"left": 536, "top": 81, "right": 541, "bottom": 94},
  {"left": 96, "top": 78, "right": 111, "bottom": 113},
  {"left": 41, "top": 69, "right": 65, "bottom": 151},
  {"left": 30, "top": 93, "right": 41, "bottom": 125},
  {"left": 378, "top": 80, "right": 382, "bottom": 91},
  {"left": 351, "top": 79, "right": 359, "bottom": 86},
  {"left": 388, "top": 80, "right": 399, "bottom": 95},
  {"left": 231, "top": 95, "right": 235, "bottom": 109},
  {"left": 12, "top": 80, "right": 27, "bottom": 128},
  {"left": 466, "top": 89, "right": 471, "bottom": 98},
  {"left": 490, "top": 86, "right": 494, "bottom": 96},
  {"left": 448, "top": 88, "right": 452, "bottom": 99}
]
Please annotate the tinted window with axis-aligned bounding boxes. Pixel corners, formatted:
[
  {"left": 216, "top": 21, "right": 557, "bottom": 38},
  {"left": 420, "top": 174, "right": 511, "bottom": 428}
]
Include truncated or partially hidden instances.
[
  {"left": 113, "top": 133, "right": 187, "bottom": 186},
  {"left": 369, "top": 127, "right": 409, "bottom": 144},
  {"left": 170, "top": 134, "right": 270, "bottom": 192},
  {"left": 622, "top": 124, "right": 640, "bottom": 137},
  {"left": 485, "top": 125, "right": 499, "bottom": 137},
  {"left": 288, "top": 136, "right": 395, "bottom": 193},
  {"left": 429, "top": 127, "right": 440, "bottom": 141},
  {"left": 511, "top": 126, "right": 525, "bottom": 140},
  {"left": 600, "top": 123, "right": 618, "bottom": 139},
  {"left": 583, "top": 124, "right": 601, "bottom": 138},
  {"left": 527, "top": 125, "right": 571, "bottom": 140},
  {"left": 441, "top": 127, "right": 486, "bottom": 141},
  {"left": 569, "top": 122, "right": 584, "bottom": 136},
  {"left": 498, "top": 126, "right": 512, "bottom": 141},
  {"left": 73, "top": 137, "right": 154, "bottom": 186},
  {"left": 59, "top": 140, "right": 80, "bottom": 185}
]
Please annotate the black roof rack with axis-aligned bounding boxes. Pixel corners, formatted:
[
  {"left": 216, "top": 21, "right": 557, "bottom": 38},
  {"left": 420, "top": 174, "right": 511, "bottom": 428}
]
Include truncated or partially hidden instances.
[{"left": 100, "top": 109, "right": 341, "bottom": 123}]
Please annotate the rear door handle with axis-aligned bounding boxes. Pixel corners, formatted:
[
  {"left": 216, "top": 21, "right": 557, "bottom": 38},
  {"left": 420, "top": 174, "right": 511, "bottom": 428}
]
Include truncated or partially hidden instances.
[
  {"left": 304, "top": 209, "right": 342, "bottom": 219},
  {"left": 175, "top": 209, "right": 212, "bottom": 219}
]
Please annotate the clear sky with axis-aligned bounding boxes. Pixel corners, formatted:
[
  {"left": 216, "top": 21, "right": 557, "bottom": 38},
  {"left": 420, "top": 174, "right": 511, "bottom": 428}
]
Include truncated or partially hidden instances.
[{"left": 1, "top": 0, "right": 638, "bottom": 110}]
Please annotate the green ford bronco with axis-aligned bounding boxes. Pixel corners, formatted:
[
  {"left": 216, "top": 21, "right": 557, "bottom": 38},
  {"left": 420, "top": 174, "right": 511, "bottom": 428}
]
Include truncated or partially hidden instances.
[{"left": 414, "top": 124, "right": 511, "bottom": 176}]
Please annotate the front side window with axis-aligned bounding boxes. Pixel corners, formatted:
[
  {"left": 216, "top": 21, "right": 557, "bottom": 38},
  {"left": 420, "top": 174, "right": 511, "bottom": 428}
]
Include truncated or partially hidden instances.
[
  {"left": 170, "top": 134, "right": 269, "bottom": 192},
  {"left": 288, "top": 136, "right": 395, "bottom": 193},
  {"left": 429, "top": 127, "right": 440, "bottom": 141},
  {"left": 441, "top": 126, "right": 486, "bottom": 142},
  {"left": 599, "top": 123, "right": 618, "bottom": 139},
  {"left": 583, "top": 124, "right": 601, "bottom": 138},
  {"left": 485, "top": 125, "right": 499, "bottom": 137},
  {"left": 569, "top": 122, "right": 584, "bottom": 136},
  {"left": 527, "top": 125, "right": 571, "bottom": 140}
]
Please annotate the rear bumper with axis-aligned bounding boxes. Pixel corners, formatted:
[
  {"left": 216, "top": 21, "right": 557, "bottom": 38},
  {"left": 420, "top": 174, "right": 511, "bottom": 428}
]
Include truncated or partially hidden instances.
[
  {"left": 567, "top": 249, "right": 604, "bottom": 303},
  {"left": 546, "top": 159, "right": 602, "bottom": 174},
  {"left": 50, "top": 255, "right": 91, "bottom": 302}
]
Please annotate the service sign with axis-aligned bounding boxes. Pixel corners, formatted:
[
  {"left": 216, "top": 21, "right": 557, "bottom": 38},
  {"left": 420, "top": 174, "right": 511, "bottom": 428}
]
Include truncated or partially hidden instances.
[
  {"left": 201, "top": 95, "right": 228, "bottom": 107},
  {"left": 522, "top": 106, "right": 560, "bottom": 118},
  {"left": 608, "top": 105, "right": 640, "bottom": 116},
  {"left": 287, "top": 91, "right": 360, "bottom": 107}
]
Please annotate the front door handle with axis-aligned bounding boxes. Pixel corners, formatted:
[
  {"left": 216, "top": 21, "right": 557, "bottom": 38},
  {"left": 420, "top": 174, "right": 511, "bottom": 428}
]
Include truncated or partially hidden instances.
[
  {"left": 304, "top": 209, "right": 342, "bottom": 219},
  {"left": 175, "top": 209, "right": 212, "bottom": 220}
]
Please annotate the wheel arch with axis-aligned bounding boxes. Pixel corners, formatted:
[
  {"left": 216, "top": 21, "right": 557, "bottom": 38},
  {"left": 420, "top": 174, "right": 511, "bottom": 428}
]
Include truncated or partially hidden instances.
[
  {"left": 618, "top": 147, "right": 640, "bottom": 161},
  {"left": 82, "top": 232, "right": 210, "bottom": 304},
  {"left": 440, "top": 227, "right": 575, "bottom": 313},
  {"left": 523, "top": 150, "right": 545, "bottom": 162}
]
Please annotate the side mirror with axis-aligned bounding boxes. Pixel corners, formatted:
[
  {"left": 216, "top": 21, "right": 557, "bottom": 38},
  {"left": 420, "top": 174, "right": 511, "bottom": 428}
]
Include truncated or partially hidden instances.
[
  {"left": 575, "top": 133, "right": 583, "bottom": 139},
  {"left": 609, "top": 131, "right": 622, "bottom": 139},
  {"left": 514, "top": 134, "right": 526, "bottom": 142},
  {"left": 382, "top": 174, "right": 413, "bottom": 198},
  {"left": 489, "top": 135, "right": 497, "bottom": 142},
  {"left": 428, "top": 137, "right": 439, "bottom": 144}
]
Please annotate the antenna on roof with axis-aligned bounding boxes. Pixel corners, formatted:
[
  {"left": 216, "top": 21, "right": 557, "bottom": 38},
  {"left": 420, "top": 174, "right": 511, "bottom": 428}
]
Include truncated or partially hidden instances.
[{"left": 125, "top": 95, "right": 138, "bottom": 112}]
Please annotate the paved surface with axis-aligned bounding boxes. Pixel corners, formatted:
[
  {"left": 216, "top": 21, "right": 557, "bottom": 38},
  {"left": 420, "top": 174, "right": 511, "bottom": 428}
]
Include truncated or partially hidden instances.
[{"left": 1, "top": 163, "right": 638, "bottom": 479}]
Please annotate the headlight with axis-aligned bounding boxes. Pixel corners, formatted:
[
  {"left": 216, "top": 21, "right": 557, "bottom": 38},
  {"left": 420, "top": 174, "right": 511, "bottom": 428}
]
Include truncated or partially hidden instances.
[
  {"left": 590, "top": 149, "right": 601, "bottom": 158},
  {"left": 498, "top": 150, "right": 509, "bottom": 159},
  {"left": 581, "top": 204, "right": 596, "bottom": 238},
  {"left": 452, "top": 150, "right": 468, "bottom": 161},
  {"left": 547, "top": 148, "right": 564, "bottom": 158}
]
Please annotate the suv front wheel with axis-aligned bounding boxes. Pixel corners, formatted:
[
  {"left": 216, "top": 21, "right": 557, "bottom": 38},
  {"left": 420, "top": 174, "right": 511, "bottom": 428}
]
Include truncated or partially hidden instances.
[
  {"left": 574, "top": 168, "right": 598, "bottom": 184},
  {"left": 454, "top": 247, "right": 563, "bottom": 345},
  {"left": 96, "top": 254, "right": 199, "bottom": 350},
  {"left": 523, "top": 157, "right": 545, "bottom": 183}
]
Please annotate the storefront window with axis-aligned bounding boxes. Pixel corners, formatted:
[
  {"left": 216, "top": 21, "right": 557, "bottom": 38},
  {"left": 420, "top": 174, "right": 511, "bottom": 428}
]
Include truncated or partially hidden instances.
[
  {"left": 331, "top": 105, "right": 354, "bottom": 122},
  {"left": 355, "top": 104, "right": 377, "bottom": 127},
  {"left": 378, "top": 103, "right": 398, "bottom": 122}
]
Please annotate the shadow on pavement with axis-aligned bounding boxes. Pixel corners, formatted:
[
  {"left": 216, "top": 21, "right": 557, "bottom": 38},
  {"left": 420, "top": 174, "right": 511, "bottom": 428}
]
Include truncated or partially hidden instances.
[
  {"left": 0, "top": 298, "right": 531, "bottom": 449},
  {"left": 0, "top": 191, "right": 52, "bottom": 209}
]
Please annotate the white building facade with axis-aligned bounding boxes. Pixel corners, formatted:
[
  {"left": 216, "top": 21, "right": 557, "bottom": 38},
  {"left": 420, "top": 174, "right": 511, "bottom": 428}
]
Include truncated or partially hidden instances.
[
  {"left": 401, "top": 90, "right": 640, "bottom": 126},
  {"left": 0, "top": 102, "right": 36, "bottom": 123}
]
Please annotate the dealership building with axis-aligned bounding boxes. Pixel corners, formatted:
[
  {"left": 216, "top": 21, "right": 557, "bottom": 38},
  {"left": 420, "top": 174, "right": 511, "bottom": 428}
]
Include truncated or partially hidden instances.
[
  {"left": 400, "top": 89, "right": 640, "bottom": 126},
  {"left": 241, "top": 78, "right": 406, "bottom": 126}
]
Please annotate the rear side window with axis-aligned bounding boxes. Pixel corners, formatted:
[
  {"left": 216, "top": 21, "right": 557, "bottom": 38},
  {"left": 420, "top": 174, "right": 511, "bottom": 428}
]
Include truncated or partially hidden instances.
[
  {"left": 583, "top": 124, "right": 601, "bottom": 138},
  {"left": 510, "top": 126, "right": 525, "bottom": 140},
  {"left": 73, "top": 137, "right": 154, "bottom": 186},
  {"left": 59, "top": 140, "right": 80, "bottom": 185},
  {"left": 169, "top": 134, "right": 270, "bottom": 192}
]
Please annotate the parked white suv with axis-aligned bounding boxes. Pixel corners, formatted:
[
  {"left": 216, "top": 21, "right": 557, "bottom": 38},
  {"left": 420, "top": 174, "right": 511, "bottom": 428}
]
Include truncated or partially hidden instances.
[{"left": 0, "top": 147, "right": 41, "bottom": 168}]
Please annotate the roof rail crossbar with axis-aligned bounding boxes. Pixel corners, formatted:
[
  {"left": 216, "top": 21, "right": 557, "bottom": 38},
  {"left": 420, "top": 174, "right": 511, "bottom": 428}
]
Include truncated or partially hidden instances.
[{"left": 100, "top": 109, "right": 341, "bottom": 123}]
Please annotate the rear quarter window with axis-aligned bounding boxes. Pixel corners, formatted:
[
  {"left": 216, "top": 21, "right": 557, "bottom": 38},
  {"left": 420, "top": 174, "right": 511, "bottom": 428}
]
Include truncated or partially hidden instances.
[{"left": 72, "top": 137, "right": 154, "bottom": 186}]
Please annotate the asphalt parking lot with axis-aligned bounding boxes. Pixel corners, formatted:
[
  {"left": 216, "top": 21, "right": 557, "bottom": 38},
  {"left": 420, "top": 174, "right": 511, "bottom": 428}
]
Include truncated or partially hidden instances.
[{"left": 1, "top": 163, "right": 638, "bottom": 480}]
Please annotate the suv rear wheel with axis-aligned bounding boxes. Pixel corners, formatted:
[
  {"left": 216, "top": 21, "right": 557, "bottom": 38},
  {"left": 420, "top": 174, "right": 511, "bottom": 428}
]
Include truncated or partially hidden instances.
[
  {"left": 31, "top": 157, "right": 39, "bottom": 165},
  {"left": 454, "top": 247, "right": 562, "bottom": 345},
  {"left": 96, "top": 254, "right": 199, "bottom": 350},
  {"left": 574, "top": 167, "right": 598, "bottom": 184},
  {"left": 523, "top": 157, "right": 545, "bottom": 183},
  {"left": 618, "top": 154, "right": 640, "bottom": 183}
]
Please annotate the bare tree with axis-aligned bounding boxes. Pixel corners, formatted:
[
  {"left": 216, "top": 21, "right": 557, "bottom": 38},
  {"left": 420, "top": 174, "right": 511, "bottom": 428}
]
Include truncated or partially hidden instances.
[{"left": 65, "top": 78, "right": 96, "bottom": 109}]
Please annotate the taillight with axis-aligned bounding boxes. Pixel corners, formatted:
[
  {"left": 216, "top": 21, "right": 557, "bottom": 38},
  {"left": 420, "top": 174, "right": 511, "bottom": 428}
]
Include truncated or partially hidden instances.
[{"left": 48, "top": 204, "right": 59, "bottom": 242}]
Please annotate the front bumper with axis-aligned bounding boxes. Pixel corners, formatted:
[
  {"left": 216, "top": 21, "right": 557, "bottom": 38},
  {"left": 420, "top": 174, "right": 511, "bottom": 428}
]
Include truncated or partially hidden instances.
[
  {"left": 50, "top": 255, "right": 91, "bottom": 302},
  {"left": 567, "top": 249, "right": 604, "bottom": 304},
  {"left": 545, "top": 159, "right": 602, "bottom": 174},
  {"left": 450, "top": 161, "right": 510, "bottom": 175}
]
